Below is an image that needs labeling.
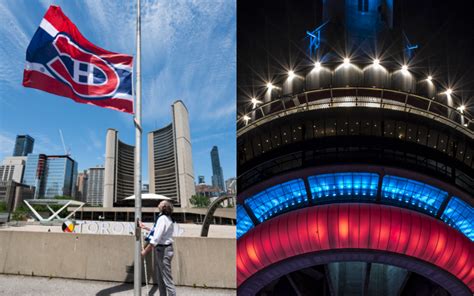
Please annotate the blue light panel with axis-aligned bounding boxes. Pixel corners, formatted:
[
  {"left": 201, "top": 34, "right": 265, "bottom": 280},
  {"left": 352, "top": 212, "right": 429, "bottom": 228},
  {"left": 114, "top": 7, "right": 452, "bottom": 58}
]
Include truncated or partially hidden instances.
[
  {"left": 441, "top": 197, "right": 473, "bottom": 241},
  {"left": 237, "top": 205, "right": 254, "bottom": 239},
  {"left": 308, "top": 172, "right": 379, "bottom": 200},
  {"left": 244, "top": 179, "right": 308, "bottom": 223},
  {"left": 381, "top": 175, "right": 447, "bottom": 215}
]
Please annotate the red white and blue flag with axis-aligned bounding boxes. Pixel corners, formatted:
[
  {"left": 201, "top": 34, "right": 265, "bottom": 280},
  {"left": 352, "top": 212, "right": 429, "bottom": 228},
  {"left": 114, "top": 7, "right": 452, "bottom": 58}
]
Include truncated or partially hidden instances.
[{"left": 23, "top": 6, "right": 134, "bottom": 114}]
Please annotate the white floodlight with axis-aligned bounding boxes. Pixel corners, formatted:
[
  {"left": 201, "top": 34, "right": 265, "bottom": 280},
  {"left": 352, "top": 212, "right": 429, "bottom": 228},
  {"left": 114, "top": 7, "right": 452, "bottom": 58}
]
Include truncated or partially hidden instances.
[{"left": 288, "top": 70, "right": 295, "bottom": 80}]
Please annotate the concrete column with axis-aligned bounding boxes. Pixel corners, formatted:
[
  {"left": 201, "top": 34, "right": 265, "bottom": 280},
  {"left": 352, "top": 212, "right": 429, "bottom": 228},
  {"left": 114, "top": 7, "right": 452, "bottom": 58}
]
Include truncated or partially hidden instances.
[
  {"left": 172, "top": 100, "right": 196, "bottom": 208},
  {"left": 147, "top": 132, "right": 155, "bottom": 193},
  {"left": 103, "top": 129, "right": 117, "bottom": 208}
]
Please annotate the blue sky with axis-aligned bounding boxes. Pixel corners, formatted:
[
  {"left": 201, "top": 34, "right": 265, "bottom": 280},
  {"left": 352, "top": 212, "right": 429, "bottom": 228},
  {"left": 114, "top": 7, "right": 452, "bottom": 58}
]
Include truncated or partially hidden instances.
[{"left": 0, "top": 0, "right": 236, "bottom": 185}]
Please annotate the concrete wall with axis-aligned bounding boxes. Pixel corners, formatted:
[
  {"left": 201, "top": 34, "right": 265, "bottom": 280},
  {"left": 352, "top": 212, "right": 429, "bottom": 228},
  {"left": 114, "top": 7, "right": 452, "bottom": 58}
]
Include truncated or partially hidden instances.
[{"left": 0, "top": 231, "right": 236, "bottom": 289}]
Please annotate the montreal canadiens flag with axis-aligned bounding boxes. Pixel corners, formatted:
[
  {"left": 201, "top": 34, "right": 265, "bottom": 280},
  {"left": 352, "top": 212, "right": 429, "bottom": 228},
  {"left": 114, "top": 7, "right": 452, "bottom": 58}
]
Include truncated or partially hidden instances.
[{"left": 23, "top": 6, "right": 134, "bottom": 114}]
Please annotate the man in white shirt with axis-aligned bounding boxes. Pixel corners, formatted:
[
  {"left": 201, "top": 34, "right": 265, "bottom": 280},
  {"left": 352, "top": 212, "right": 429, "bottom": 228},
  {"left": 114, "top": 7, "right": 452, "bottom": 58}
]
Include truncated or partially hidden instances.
[{"left": 140, "top": 200, "right": 176, "bottom": 296}]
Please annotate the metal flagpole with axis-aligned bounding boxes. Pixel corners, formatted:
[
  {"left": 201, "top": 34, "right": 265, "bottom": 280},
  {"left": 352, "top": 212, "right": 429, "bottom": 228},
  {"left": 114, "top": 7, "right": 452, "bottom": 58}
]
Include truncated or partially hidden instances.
[{"left": 134, "top": 0, "right": 142, "bottom": 294}]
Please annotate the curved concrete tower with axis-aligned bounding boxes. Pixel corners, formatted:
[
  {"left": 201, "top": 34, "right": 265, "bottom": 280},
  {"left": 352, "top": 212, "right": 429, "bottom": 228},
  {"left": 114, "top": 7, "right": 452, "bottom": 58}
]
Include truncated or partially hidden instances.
[{"left": 148, "top": 100, "right": 196, "bottom": 207}]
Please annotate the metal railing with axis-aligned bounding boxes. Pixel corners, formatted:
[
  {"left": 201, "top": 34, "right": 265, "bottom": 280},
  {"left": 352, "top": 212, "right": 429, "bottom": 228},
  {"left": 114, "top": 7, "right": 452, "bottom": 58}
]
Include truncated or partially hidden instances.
[{"left": 238, "top": 87, "right": 473, "bottom": 138}]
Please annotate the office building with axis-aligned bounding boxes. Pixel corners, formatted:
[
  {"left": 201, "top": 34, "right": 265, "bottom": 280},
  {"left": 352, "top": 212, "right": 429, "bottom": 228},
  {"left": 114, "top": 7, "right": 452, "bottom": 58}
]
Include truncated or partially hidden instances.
[
  {"left": 0, "top": 156, "right": 27, "bottom": 183},
  {"left": 141, "top": 183, "right": 149, "bottom": 194},
  {"left": 87, "top": 167, "right": 104, "bottom": 206},
  {"left": 237, "top": 1, "right": 473, "bottom": 295},
  {"left": 198, "top": 175, "right": 205, "bottom": 184},
  {"left": 23, "top": 154, "right": 77, "bottom": 199},
  {"left": 195, "top": 183, "right": 220, "bottom": 198},
  {"left": 148, "top": 100, "right": 195, "bottom": 207},
  {"left": 103, "top": 129, "right": 135, "bottom": 207},
  {"left": 76, "top": 170, "right": 88, "bottom": 203},
  {"left": 22, "top": 154, "right": 46, "bottom": 198},
  {"left": 225, "top": 177, "right": 236, "bottom": 195},
  {"left": 0, "top": 180, "right": 34, "bottom": 214},
  {"left": 211, "top": 146, "right": 225, "bottom": 192},
  {"left": 12, "top": 135, "right": 34, "bottom": 157},
  {"left": 44, "top": 156, "right": 77, "bottom": 198}
]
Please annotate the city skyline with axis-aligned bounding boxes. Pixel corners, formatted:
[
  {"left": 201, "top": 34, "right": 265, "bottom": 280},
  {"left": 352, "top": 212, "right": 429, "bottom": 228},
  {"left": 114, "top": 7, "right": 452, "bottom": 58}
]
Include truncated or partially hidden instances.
[
  {"left": 0, "top": 0, "right": 236, "bottom": 186},
  {"left": 0, "top": 130, "right": 234, "bottom": 193}
]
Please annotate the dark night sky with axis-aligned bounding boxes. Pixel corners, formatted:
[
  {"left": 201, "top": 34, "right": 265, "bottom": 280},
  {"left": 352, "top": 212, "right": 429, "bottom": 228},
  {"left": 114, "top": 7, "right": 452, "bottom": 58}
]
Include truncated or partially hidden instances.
[{"left": 237, "top": 0, "right": 474, "bottom": 114}]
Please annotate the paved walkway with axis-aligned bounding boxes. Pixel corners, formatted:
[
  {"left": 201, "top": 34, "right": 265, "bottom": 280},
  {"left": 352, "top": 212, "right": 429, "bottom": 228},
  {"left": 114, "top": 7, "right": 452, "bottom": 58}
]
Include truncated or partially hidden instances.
[{"left": 0, "top": 274, "right": 236, "bottom": 296}]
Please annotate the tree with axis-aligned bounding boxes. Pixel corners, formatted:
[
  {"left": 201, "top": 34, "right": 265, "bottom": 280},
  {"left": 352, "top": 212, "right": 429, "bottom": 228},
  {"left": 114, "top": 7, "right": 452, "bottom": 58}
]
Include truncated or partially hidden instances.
[
  {"left": 0, "top": 201, "right": 7, "bottom": 212},
  {"left": 189, "top": 195, "right": 211, "bottom": 208},
  {"left": 11, "top": 204, "right": 28, "bottom": 221},
  {"left": 54, "top": 195, "right": 73, "bottom": 200}
]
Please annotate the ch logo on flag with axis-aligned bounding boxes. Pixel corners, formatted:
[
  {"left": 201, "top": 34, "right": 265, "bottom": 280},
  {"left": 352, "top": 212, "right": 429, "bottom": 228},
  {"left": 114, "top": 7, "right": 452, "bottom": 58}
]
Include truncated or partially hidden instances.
[{"left": 23, "top": 5, "right": 134, "bottom": 114}]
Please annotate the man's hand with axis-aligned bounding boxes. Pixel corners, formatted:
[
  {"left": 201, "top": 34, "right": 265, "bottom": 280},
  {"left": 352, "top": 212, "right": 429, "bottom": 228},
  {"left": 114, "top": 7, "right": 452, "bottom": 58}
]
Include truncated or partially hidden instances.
[{"left": 139, "top": 221, "right": 150, "bottom": 231}]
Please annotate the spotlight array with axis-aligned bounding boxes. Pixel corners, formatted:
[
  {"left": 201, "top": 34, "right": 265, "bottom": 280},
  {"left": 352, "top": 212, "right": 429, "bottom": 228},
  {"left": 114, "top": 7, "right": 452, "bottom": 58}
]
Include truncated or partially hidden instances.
[
  {"left": 242, "top": 115, "right": 251, "bottom": 123},
  {"left": 288, "top": 70, "right": 295, "bottom": 80},
  {"left": 251, "top": 97, "right": 261, "bottom": 109},
  {"left": 240, "top": 56, "right": 472, "bottom": 128}
]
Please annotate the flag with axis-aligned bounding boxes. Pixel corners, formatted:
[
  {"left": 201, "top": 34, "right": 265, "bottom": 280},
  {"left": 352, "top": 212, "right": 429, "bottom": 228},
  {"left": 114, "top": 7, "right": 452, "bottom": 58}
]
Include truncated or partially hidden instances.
[{"left": 23, "top": 6, "right": 134, "bottom": 114}]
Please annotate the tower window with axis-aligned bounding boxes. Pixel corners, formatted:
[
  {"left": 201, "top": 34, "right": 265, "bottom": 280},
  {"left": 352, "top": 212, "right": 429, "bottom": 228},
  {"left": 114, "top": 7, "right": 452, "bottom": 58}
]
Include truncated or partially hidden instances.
[{"left": 358, "top": 0, "right": 369, "bottom": 12}]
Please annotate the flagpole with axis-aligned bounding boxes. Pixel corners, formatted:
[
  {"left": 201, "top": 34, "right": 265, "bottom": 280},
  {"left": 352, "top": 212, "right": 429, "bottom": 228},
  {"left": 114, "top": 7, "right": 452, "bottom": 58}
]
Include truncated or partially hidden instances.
[{"left": 134, "top": 0, "right": 142, "bottom": 294}]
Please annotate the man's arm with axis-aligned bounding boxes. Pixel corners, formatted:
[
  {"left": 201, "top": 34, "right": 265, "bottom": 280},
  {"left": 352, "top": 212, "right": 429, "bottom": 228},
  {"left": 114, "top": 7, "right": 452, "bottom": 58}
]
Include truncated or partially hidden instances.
[
  {"left": 141, "top": 217, "right": 166, "bottom": 257},
  {"left": 141, "top": 243, "right": 154, "bottom": 257}
]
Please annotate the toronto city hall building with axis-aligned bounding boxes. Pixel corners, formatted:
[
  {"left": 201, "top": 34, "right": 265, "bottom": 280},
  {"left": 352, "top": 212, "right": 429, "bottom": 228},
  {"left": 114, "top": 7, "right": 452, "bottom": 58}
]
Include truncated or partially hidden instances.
[
  {"left": 148, "top": 100, "right": 195, "bottom": 208},
  {"left": 104, "top": 129, "right": 135, "bottom": 207},
  {"left": 236, "top": 1, "right": 473, "bottom": 295}
]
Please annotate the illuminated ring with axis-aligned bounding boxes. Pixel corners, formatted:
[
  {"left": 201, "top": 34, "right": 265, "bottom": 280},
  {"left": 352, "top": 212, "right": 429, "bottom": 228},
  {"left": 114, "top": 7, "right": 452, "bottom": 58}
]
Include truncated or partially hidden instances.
[{"left": 237, "top": 203, "right": 473, "bottom": 295}]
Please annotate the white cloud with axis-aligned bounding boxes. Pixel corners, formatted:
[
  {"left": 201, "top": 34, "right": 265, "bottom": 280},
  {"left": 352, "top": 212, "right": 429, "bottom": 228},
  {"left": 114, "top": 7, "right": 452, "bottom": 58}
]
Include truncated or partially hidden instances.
[
  {"left": 192, "top": 130, "right": 234, "bottom": 144},
  {"left": 0, "top": 132, "right": 15, "bottom": 159},
  {"left": 88, "top": 129, "right": 103, "bottom": 149},
  {"left": 212, "top": 103, "right": 237, "bottom": 119},
  {"left": 0, "top": 2, "right": 32, "bottom": 90},
  {"left": 33, "top": 133, "right": 64, "bottom": 155}
]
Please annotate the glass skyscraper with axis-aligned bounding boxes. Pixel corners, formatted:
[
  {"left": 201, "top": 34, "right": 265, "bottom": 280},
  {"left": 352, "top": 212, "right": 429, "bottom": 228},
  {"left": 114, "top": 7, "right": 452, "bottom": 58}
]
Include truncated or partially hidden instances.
[
  {"left": 13, "top": 135, "right": 34, "bottom": 157},
  {"left": 211, "top": 146, "right": 225, "bottom": 192},
  {"left": 23, "top": 154, "right": 77, "bottom": 199},
  {"left": 23, "top": 154, "right": 47, "bottom": 199},
  {"left": 43, "top": 156, "right": 77, "bottom": 198}
]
